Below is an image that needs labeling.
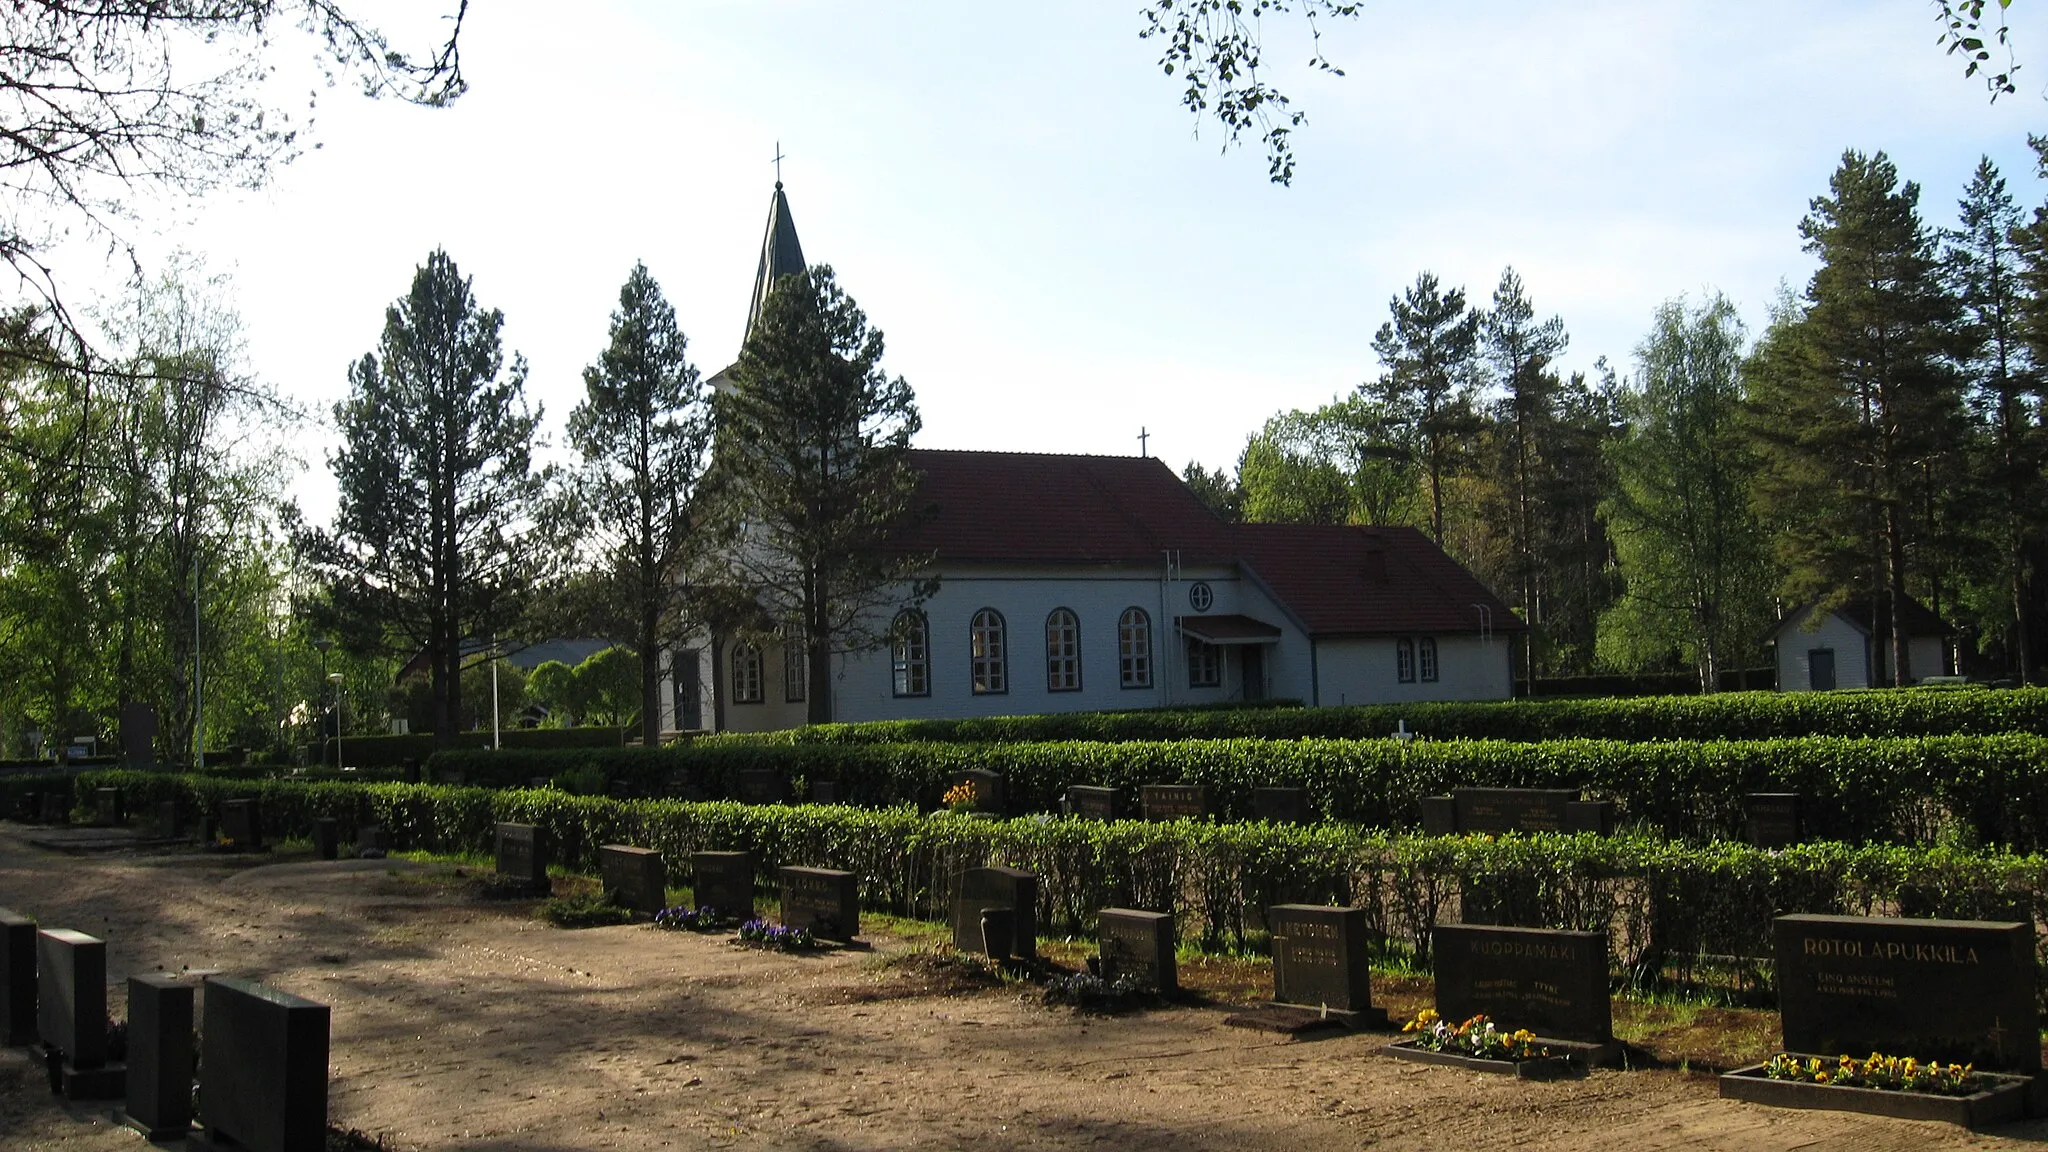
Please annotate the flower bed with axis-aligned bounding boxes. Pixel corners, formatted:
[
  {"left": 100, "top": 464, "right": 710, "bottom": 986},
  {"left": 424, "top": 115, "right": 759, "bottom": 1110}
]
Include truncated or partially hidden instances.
[
  {"left": 653, "top": 905, "right": 733, "bottom": 932},
  {"left": 1381, "top": 1011, "right": 1586, "bottom": 1079},
  {"left": 734, "top": 919, "right": 821, "bottom": 952},
  {"left": 1720, "top": 1052, "right": 2033, "bottom": 1130}
]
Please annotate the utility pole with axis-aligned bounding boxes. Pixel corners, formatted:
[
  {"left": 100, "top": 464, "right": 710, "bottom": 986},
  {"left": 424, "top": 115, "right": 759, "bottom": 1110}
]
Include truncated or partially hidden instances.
[{"left": 193, "top": 553, "right": 204, "bottom": 771}]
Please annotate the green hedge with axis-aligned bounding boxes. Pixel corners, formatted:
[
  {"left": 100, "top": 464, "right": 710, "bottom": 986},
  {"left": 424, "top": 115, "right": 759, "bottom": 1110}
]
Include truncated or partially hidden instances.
[
  {"left": 421, "top": 733, "right": 2048, "bottom": 851},
  {"left": 699, "top": 686, "right": 2048, "bottom": 746},
  {"left": 8, "top": 770, "right": 2045, "bottom": 1009},
  {"left": 318, "top": 727, "right": 628, "bottom": 769}
]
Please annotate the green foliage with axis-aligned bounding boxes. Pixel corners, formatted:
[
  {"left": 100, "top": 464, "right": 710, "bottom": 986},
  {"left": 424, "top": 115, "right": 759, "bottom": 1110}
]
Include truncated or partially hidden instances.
[
  {"left": 1367, "top": 270, "right": 1482, "bottom": 544},
  {"left": 1179, "top": 460, "right": 1243, "bottom": 522},
  {"left": 539, "top": 890, "right": 635, "bottom": 929},
  {"left": 1237, "top": 396, "right": 1414, "bottom": 526},
  {"left": 571, "top": 647, "right": 641, "bottom": 728},
  {"left": 324, "top": 726, "right": 625, "bottom": 770}
]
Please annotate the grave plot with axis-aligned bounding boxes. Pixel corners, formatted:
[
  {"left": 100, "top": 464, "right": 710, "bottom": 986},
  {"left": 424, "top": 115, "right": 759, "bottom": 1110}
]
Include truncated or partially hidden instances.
[
  {"left": 192, "top": 975, "right": 331, "bottom": 1152},
  {"left": 1096, "top": 909, "right": 1176, "bottom": 992},
  {"left": 1743, "top": 792, "right": 1804, "bottom": 848},
  {"left": 38, "top": 927, "right": 124, "bottom": 1099},
  {"left": 952, "top": 867, "right": 1036, "bottom": 961},
  {"left": 599, "top": 845, "right": 668, "bottom": 917},
  {"left": 1386, "top": 924, "right": 1617, "bottom": 1078},
  {"left": 1719, "top": 914, "right": 2041, "bottom": 1130},
  {"left": 690, "top": 850, "right": 755, "bottom": 923},
  {"left": 1418, "top": 787, "right": 1614, "bottom": 836},
  {"left": 1225, "top": 905, "right": 1389, "bottom": 1033},
  {"left": 1140, "top": 784, "right": 1210, "bottom": 822},
  {"left": 493, "top": 823, "right": 552, "bottom": 897},
  {"left": 117, "top": 973, "right": 194, "bottom": 1141},
  {"left": 777, "top": 866, "right": 860, "bottom": 944},
  {"left": 1065, "top": 785, "right": 1118, "bottom": 820}
]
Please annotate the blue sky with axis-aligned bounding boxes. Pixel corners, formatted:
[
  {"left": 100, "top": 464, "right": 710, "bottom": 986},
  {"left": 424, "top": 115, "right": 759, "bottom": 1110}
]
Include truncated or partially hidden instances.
[{"left": 109, "top": 1, "right": 2048, "bottom": 523}]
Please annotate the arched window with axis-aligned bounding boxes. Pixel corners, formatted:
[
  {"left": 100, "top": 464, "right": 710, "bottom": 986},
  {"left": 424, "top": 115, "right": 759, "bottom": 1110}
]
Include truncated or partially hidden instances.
[
  {"left": 1395, "top": 638, "right": 1416, "bottom": 684},
  {"left": 970, "top": 609, "right": 1007, "bottom": 695},
  {"left": 1118, "top": 608, "right": 1152, "bottom": 689},
  {"left": 783, "top": 633, "right": 807, "bottom": 702},
  {"left": 732, "top": 642, "right": 764, "bottom": 704},
  {"left": 1185, "top": 636, "right": 1222, "bottom": 688},
  {"left": 1045, "top": 608, "right": 1081, "bottom": 692},
  {"left": 1418, "top": 636, "right": 1439, "bottom": 683},
  {"left": 891, "top": 611, "right": 930, "bottom": 698}
]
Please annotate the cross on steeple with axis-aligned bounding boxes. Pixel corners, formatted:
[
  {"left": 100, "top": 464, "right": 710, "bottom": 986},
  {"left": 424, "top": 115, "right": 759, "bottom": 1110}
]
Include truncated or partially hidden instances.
[
  {"left": 1138, "top": 427, "right": 1150, "bottom": 457},
  {"left": 773, "top": 141, "right": 787, "bottom": 188}
]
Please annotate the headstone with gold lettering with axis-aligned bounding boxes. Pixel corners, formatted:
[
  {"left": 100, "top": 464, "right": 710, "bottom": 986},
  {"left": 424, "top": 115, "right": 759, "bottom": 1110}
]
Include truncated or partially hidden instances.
[
  {"left": 1267, "top": 904, "right": 1388, "bottom": 1027},
  {"left": 1432, "top": 923, "right": 1612, "bottom": 1046},
  {"left": 1774, "top": 914, "right": 2038, "bottom": 1071},
  {"left": 778, "top": 866, "right": 859, "bottom": 943}
]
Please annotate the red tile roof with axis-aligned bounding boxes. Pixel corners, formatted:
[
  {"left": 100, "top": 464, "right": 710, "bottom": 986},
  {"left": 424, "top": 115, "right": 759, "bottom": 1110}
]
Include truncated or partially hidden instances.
[{"left": 896, "top": 450, "right": 1519, "bottom": 638}]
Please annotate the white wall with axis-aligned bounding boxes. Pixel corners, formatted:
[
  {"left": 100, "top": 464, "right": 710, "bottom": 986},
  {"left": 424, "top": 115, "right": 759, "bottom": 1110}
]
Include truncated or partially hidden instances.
[
  {"left": 1908, "top": 635, "right": 1945, "bottom": 683},
  {"left": 1775, "top": 607, "right": 1871, "bottom": 691},
  {"left": 1312, "top": 634, "right": 1513, "bottom": 706}
]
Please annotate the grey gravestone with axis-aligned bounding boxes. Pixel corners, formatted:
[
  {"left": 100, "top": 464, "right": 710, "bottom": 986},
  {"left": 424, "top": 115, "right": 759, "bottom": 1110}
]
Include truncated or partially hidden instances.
[
  {"left": 1420, "top": 795, "right": 1458, "bottom": 835},
  {"left": 1251, "top": 787, "right": 1310, "bottom": 824},
  {"left": 1745, "top": 793, "right": 1803, "bottom": 848},
  {"left": 219, "top": 799, "right": 262, "bottom": 849},
  {"left": 736, "top": 769, "right": 787, "bottom": 805},
  {"left": 1433, "top": 923, "right": 1612, "bottom": 1045},
  {"left": 953, "top": 867, "right": 1036, "bottom": 960},
  {"left": 198, "top": 975, "right": 329, "bottom": 1152},
  {"left": 311, "top": 818, "right": 338, "bottom": 861},
  {"left": 355, "top": 824, "right": 389, "bottom": 858},
  {"left": 37, "top": 928, "right": 105, "bottom": 1067},
  {"left": 1, "top": 907, "right": 34, "bottom": 1045},
  {"left": 155, "top": 801, "right": 182, "bottom": 841},
  {"left": 1099, "top": 908, "right": 1176, "bottom": 992},
  {"left": 93, "top": 787, "right": 124, "bottom": 827},
  {"left": 953, "top": 769, "right": 1005, "bottom": 814},
  {"left": 1775, "top": 914, "right": 2039, "bottom": 1071},
  {"left": 599, "top": 846, "right": 667, "bottom": 916},
  {"left": 1140, "top": 784, "right": 1211, "bottom": 821},
  {"left": 779, "top": 866, "right": 859, "bottom": 942},
  {"left": 40, "top": 791, "right": 67, "bottom": 825},
  {"left": 119, "top": 974, "right": 193, "bottom": 1140},
  {"left": 494, "top": 823, "right": 551, "bottom": 895},
  {"left": 1065, "top": 785, "right": 1118, "bottom": 820},
  {"left": 810, "top": 780, "right": 839, "bottom": 804},
  {"left": 1269, "top": 905, "right": 1384, "bottom": 1023},
  {"left": 1452, "top": 787, "right": 1576, "bottom": 834},
  {"left": 691, "top": 851, "right": 754, "bottom": 920}
]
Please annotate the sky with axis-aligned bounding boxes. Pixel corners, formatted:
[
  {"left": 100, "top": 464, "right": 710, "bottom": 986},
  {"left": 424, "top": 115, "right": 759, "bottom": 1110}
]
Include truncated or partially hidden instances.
[{"left": 82, "top": 1, "right": 2048, "bottom": 526}]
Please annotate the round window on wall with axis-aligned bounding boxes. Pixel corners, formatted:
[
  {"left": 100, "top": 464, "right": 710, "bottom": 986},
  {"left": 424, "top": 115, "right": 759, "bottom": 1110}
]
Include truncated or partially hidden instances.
[{"left": 1188, "top": 582, "right": 1213, "bottom": 612}]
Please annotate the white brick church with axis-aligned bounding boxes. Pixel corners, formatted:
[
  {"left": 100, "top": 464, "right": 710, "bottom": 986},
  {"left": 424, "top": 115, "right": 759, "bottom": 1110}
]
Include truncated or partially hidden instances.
[{"left": 659, "top": 183, "right": 1522, "bottom": 733}]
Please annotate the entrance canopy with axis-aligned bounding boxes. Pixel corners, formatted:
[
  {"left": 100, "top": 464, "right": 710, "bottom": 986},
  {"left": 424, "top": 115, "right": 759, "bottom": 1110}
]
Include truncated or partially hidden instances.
[{"left": 1175, "top": 614, "right": 1283, "bottom": 645}]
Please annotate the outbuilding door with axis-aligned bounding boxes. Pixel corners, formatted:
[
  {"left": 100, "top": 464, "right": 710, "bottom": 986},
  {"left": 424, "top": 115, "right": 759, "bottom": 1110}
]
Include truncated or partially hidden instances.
[{"left": 1808, "top": 648, "right": 1836, "bottom": 692}]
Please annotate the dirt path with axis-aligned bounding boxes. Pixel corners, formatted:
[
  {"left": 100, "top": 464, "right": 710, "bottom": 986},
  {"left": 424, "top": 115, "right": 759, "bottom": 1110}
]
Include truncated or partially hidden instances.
[{"left": 3, "top": 824, "right": 2046, "bottom": 1151}]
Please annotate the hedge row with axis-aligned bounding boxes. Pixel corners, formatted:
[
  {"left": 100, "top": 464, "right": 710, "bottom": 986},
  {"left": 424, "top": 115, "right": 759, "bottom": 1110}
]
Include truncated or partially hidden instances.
[
  {"left": 699, "top": 686, "right": 2048, "bottom": 746},
  {"left": 424, "top": 733, "right": 2048, "bottom": 851},
  {"left": 9, "top": 770, "right": 2046, "bottom": 1008},
  {"left": 318, "top": 726, "right": 627, "bottom": 769}
]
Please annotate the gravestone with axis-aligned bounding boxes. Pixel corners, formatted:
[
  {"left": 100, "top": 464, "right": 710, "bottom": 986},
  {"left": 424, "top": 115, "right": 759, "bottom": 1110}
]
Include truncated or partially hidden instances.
[
  {"left": 978, "top": 908, "right": 1016, "bottom": 963},
  {"left": 355, "top": 824, "right": 388, "bottom": 858},
  {"left": 1098, "top": 908, "right": 1176, "bottom": 992},
  {"left": 494, "top": 823, "right": 551, "bottom": 896},
  {"left": 1419, "top": 796, "right": 1457, "bottom": 835},
  {"left": 93, "top": 787, "right": 124, "bottom": 828},
  {"left": 953, "top": 867, "right": 1036, "bottom": 960},
  {"left": 38, "top": 928, "right": 123, "bottom": 1099},
  {"left": 735, "top": 769, "right": 787, "bottom": 805},
  {"left": 1453, "top": 787, "right": 1576, "bottom": 833},
  {"left": 1140, "top": 784, "right": 1211, "bottom": 821},
  {"left": 1269, "top": 905, "right": 1385, "bottom": 1022},
  {"left": 120, "top": 702, "right": 158, "bottom": 768},
  {"left": 810, "top": 779, "right": 839, "bottom": 804},
  {"left": 1251, "top": 787, "right": 1310, "bottom": 825},
  {"left": 1, "top": 907, "right": 33, "bottom": 1045},
  {"left": 599, "top": 846, "right": 667, "bottom": 916},
  {"left": 118, "top": 974, "right": 193, "bottom": 1140},
  {"left": 1065, "top": 785, "right": 1118, "bottom": 820},
  {"left": 952, "top": 769, "right": 1005, "bottom": 814},
  {"left": 40, "top": 791, "right": 67, "bottom": 825},
  {"left": 1744, "top": 793, "right": 1804, "bottom": 848},
  {"left": 1774, "top": 914, "right": 2039, "bottom": 1071},
  {"left": 311, "top": 818, "right": 338, "bottom": 861},
  {"left": 779, "top": 866, "right": 859, "bottom": 943},
  {"left": 155, "top": 801, "right": 182, "bottom": 841},
  {"left": 1433, "top": 924, "right": 1612, "bottom": 1045},
  {"left": 1563, "top": 799, "right": 1615, "bottom": 835},
  {"left": 218, "top": 799, "right": 263, "bottom": 850},
  {"left": 198, "top": 975, "right": 329, "bottom": 1152},
  {"left": 690, "top": 851, "right": 754, "bottom": 920}
]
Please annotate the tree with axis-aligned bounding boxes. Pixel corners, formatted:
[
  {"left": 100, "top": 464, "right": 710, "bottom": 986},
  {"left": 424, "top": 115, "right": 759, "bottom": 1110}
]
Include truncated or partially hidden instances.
[
  {"left": 1601, "top": 294, "right": 1776, "bottom": 689},
  {"left": 1482, "top": 267, "right": 1570, "bottom": 677},
  {"left": 1367, "top": 271, "right": 1482, "bottom": 543},
  {"left": 1181, "top": 461, "right": 1244, "bottom": 521},
  {"left": 299, "top": 250, "right": 548, "bottom": 747},
  {"left": 1237, "top": 397, "right": 1416, "bottom": 526},
  {"left": 710, "top": 265, "right": 934, "bottom": 725},
  {"left": 565, "top": 262, "right": 713, "bottom": 745}
]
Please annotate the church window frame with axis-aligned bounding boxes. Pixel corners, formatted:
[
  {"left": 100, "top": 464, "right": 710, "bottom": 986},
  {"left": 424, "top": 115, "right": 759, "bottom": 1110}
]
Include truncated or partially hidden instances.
[
  {"left": 1186, "top": 636, "right": 1222, "bottom": 689},
  {"left": 1045, "top": 608, "right": 1082, "bottom": 692},
  {"left": 1396, "top": 638, "right": 1416, "bottom": 684},
  {"left": 1118, "top": 607, "right": 1153, "bottom": 689},
  {"left": 732, "top": 642, "right": 765, "bottom": 704},
  {"left": 971, "top": 609, "right": 1008, "bottom": 695},
  {"left": 891, "top": 611, "right": 930, "bottom": 698},
  {"left": 783, "top": 633, "right": 808, "bottom": 703},
  {"left": 1419, "top": 636, "right": 1439, "bottom": 683}
]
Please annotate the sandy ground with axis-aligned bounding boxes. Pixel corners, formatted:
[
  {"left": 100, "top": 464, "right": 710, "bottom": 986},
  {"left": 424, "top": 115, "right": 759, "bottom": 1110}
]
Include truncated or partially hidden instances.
[{"left": 4, "top": 823, "right": 2048, "bottom": 1151}]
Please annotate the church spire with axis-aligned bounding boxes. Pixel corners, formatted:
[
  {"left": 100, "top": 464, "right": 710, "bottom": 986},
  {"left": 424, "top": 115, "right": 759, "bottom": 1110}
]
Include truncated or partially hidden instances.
[{"left": 746, "top": 178, "right": 807, "bottom": 338}]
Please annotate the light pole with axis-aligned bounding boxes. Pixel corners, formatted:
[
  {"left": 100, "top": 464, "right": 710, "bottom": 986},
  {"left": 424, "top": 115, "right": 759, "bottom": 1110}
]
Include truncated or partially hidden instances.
[
  {"left": 328, "top": 672, "right": 345, "bottom": 772},
  {"left": 490, "top": 635, "right": 501, "bottom": 751},
  {"left": 312, "top": 636, "right": 335, "bottom": 767}
]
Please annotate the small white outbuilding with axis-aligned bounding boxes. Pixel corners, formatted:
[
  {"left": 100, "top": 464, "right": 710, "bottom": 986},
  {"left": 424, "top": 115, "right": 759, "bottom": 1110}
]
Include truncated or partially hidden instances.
[{"left": 1771, "top": 596, "right": 1949, "bottom": 691}]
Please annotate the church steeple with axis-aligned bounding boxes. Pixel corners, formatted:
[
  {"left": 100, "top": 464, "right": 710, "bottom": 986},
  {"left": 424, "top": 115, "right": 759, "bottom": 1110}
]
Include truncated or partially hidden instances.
[{"left": 746, "top": 180, "right": 807, "bottom": 338}]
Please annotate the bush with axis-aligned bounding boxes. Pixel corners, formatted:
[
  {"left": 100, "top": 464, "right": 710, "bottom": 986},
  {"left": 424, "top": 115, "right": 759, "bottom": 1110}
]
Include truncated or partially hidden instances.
[
  {"left": 538, "top": 890, "right": 635, "bottom": 929},
  {"left": 323, "top": 727, "right": 628, "bottom": 770}
]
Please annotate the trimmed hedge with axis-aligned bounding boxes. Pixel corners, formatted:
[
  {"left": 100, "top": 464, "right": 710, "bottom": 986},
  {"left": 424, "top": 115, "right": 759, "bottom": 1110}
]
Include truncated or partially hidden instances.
[
  {"left": 8, "top": 770, "right": 2045, "bottom": 1009},
  {"left": 319, "top": 727, "right": 628, "bottom": 769},
  {"left": 422, "top": 733, "right": 2048, "bottom": 850},
  {"left": 699, "top": 686, "right": 2048, "bottom": 746}
]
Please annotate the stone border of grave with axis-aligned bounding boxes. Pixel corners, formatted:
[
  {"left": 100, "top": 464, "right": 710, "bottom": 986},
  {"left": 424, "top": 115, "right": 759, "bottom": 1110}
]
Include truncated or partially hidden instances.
[
  {"left": 1380, "top": 1038, "right": 1586, "bottom": 1081},
  {"left": 1718, "top": 1063, "right": 2035, "bottom": 1130}
]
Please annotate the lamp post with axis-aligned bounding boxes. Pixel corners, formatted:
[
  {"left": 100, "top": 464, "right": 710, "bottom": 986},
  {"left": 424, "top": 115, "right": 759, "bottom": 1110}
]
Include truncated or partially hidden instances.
[
  {"left": 490, "top": 635, "right": 501, "bottom": 751},
  {"left": 312, "top": 636, "right": 335, "bottom": 768},
  {"left": 329, "top": 672, "right": 345, "bottom": 772}
]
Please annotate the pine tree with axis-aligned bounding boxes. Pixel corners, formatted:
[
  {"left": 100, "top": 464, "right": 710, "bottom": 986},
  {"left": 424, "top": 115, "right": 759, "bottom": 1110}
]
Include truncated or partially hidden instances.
[
  {"left": 1367, "top": 271, "right": 1482, "bottom": 543},
  {"left": 1482, "top": 267, "right": 1569, "bottom": 678}
]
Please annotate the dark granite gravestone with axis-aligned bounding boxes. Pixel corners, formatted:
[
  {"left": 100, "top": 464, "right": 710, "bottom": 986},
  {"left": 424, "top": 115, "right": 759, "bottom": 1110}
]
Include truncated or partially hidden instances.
[
  {"left": 1774, "top": 914, "right": 2039, "bottom": 1071},
  {"left": 599, "top": 846, "right": 667, "bottom": 916},
  {"left": 40, "top": 791, "right": 67, "bottom": 825},
  {"left": 120, "top": 702, "right": 158, "bottom": 768},
  {"left": 155, "top": 801, "right": 182, "bottom": 841},
  {"left": 354, "top": 824, "right": 389, "bottom": 858},
  {"left": 953, "top": 867, "right": 1036, "bottom": 960},
  {"left": 197, "top": 975, "right": 329, "bottom": 1152},
  {"left": 218, "top": 799, "right": 263, "bottom": 850},
  {"left": 1098, "top": 908, "right": 1176, "bottom": 992},
  {"left": 38, "top": 928, "right": 123, "bottom": 1099},
  {"left": 1744, "top": 793, "right": 1804, "bottom": 848},
  {"left": 690, "top": 851, "right": 754, "bottom": 920},
  {"left": 1452, "top": 788, "right": 1576, "bottom": 833},
  {"left": 1140, "top": 784, "right": 1211, "bottom": 821},
  {"left": 494, "top": 823, "right": 551, "bottom": 896},
  {"left": 1, "top": 907, "right": 34, "bottom": 1045},
  {"left": 311, "top": 818, "right": 338, "bottom": 861},
  {"left": 810, "top": 780, "right": 839, "bottom": 804},
  {"left": 93, "top": 787, "right": 124, "bottom": 827},
  {"left": 977, "top": 908, "right": 1016, "bottom": 962},
  {"left": 1268, "top": 905, "right": 1385, "bottom": 1022},
  {"left": 1563, "top": 799, "right": 1615, "bottom": 835},
  {"left": 1065, "top": 786, "right": 1119, "bottom": 820},
  {"left": 735, "top": 769, "right": 787, "bottom": 805},
  {"left": 1432, "top": 924, "right": 1612, "bottom": 1045},
  {"left": 1251, "top": 787, "right": 1310, "bottom": 824},
  {"left": 1419, "top": 796, "right": 1457, "bottom": 835},
  {"left": 118, "top": 974, "right": 193, "bottom": 1140},
  {"left": 952, "top": 769, "right": 1005, "bottom": 814},
  {"left": 779, "top": 866, "right": 859, "bottom": 943}
]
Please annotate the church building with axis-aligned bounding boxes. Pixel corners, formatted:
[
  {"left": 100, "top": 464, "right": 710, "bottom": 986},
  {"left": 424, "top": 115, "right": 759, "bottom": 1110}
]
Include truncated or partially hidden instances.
[{"left": 661, "top": 183, "right": 1522, "bottom": 733}]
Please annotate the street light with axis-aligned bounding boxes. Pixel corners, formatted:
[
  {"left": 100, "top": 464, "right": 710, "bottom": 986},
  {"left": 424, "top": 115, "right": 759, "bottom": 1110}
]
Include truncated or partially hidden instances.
[
  {"left": 328, "top": 672, "right": 345, "bottom": 772},
  {"left": 311, "top": 635, "right": 335, "bottom": 768}
]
